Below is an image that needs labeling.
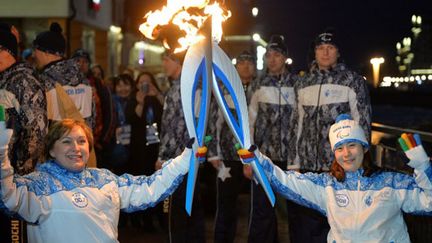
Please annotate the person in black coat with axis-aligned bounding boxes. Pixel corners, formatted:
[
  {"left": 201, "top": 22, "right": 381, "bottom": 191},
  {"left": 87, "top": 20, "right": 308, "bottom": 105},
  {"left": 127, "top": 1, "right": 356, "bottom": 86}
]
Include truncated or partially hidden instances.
[
  {"left": 129, "top": 71, "right": 164, "bottom": 176},
  {"left": 128, "top": 71, "right": 164, "bottom": 230}
]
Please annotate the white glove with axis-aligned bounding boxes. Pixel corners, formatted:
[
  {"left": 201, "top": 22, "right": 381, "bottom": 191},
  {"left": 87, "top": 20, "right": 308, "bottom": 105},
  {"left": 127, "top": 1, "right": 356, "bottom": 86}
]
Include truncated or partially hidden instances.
[{"left": 405, "top": 145, "right": 430, "bottom": 171}]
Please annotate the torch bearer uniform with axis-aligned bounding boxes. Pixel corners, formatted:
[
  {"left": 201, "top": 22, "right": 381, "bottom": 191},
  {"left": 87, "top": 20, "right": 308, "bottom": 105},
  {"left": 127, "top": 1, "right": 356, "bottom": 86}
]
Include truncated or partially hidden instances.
[
  {"left": 258, "top": 154, "right": 432, "bottom": 243},
  {"left": 0, "top": 147, "right": 192, "bottom": 243},
  {"left": 291, "top": 41, "right": 372, "bottom": 243}
]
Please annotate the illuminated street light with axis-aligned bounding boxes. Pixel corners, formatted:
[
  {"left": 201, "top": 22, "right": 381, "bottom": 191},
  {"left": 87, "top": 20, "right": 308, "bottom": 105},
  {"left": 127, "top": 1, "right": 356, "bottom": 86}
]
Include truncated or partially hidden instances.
[
  {"left": 370, "top": 57, "right": 384, "bottom": 87},
  {"left": 252, "top": 33, "right": 261, "bottom": 42},
  {"left": 252, "top": 7, "right": 259, "bottom": 17},
  {"left": 256, "top": 45, "right": 266, "bottom": 70},
  {"left": 286, "top": 58, "right": 293, "bottom": 65},
  {"left": 110, "top": 25, "right": 122, "bottom": 34}
]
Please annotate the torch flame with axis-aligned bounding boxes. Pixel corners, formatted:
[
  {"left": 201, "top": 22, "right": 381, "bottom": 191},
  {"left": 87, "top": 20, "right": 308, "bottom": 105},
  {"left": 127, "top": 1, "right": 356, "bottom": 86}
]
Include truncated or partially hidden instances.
[{"left": 139, "top": 0, "right": 231, "bottom": 53}]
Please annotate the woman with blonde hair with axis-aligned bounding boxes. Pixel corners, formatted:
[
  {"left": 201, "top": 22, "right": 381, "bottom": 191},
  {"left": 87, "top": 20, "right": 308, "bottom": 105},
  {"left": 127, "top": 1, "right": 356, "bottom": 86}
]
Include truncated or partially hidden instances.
[{"left": 0, "top": 119, "right": 201, "bottom": 243}]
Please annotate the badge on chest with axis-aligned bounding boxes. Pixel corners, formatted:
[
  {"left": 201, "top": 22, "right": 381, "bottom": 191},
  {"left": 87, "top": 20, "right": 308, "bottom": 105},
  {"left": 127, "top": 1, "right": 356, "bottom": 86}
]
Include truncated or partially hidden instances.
[{"left": 71, "top": 192, "right": 88, "bottom": 208}]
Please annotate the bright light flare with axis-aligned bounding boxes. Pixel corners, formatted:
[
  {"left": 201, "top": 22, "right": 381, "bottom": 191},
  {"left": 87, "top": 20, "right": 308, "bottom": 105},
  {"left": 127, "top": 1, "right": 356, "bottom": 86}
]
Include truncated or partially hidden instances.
[
  {"left": 252, "top": 33, "right": 261, "bottom": 41},
  {"left": 252, "top": 7, "right": 258, "bottom": 17},
  {"left": 370, "top": 57, "right": 384, "bottom": 65},
  {"left": 370, "top": 57, "right": 385, "bottom": 87},
  {"left": 139, "top": 0, "right": 231, "bottom": 53}
]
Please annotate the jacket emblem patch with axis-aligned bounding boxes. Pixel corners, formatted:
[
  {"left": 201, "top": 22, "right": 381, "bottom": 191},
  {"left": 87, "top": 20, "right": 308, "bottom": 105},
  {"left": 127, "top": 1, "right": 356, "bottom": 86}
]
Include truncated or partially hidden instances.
[
  {"left": 364, "top": 196, "right": 373, "bottom": 206},
  {"left": 335, "top": 194, "right": 349, "bottom": 207},
  {"left": 72, "top": 192, "right": 88, "bottom": 208}
]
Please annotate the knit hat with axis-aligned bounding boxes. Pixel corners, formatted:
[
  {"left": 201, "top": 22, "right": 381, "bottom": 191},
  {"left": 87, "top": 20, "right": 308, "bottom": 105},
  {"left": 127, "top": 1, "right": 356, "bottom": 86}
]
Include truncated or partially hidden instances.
[
  {"left": 236, "top": 50, "right": 256, "bottom": 65},
  {"left": 314, "top": 29, "right": 339, "bottom": 49},
  {"left": 0, "top": 23, "right": 18, "bottom": 58},
  {"left": 72, "top": 48, "right": 91, "bottom": 64},
  {"left": 33, "top": 22, "right": 66, "bottom": 56},
  {"left": 329, "top": 114, "right": 369, "bottom": 151},
  {"left": 266, "top": 35, "right": 288, "bottom": 57}
]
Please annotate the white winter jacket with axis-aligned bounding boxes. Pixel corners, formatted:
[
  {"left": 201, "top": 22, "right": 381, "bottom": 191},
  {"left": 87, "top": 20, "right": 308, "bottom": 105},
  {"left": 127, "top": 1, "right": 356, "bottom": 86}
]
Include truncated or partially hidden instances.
[
  {"left": 260, "top": 155, "right": 432, "bottom": 243},
  {"left": 0, "top": 148, "right": 191, "bottom": 243}
]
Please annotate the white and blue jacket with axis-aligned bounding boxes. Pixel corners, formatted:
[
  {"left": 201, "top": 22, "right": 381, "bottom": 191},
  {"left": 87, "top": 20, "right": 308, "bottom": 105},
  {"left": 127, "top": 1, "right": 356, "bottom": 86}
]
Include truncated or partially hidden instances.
[
  {"left": 259, "top": 154, "right": 432, "bottom": 243},
  {"left": 0, "top": 148, "right": 191, "bottom": 243}
]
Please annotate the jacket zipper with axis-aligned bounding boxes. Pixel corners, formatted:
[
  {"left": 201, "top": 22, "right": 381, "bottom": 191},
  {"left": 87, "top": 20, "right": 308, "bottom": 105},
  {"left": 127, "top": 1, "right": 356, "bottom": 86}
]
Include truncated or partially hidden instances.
[
  {"left": 315, "top": 81, "right": 323, "bottom": 170},
  {"left": 278, "top": 78, "right": 282, "bottom": 160},
  {"left": 355, "top": 176, "right": 361, "bottom": 239}
]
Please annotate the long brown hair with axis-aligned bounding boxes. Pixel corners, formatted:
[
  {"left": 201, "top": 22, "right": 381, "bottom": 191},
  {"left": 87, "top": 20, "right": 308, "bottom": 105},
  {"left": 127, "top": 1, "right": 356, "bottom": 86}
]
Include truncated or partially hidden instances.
[{"left": 330, "top": 150, "right": 380, "bottom": 182}]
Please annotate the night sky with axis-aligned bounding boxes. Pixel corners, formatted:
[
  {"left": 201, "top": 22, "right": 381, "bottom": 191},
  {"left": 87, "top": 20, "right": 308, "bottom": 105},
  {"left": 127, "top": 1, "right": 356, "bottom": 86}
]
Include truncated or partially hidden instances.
[{"left": 226, "top": 0, "right": 432, "bottom": 76}]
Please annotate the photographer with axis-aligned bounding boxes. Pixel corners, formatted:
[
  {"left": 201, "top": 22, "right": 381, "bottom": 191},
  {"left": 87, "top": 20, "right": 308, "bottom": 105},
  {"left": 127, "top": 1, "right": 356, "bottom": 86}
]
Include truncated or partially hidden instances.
[{"left": 130, "top": 71, "right": 164, "bottom": 176}]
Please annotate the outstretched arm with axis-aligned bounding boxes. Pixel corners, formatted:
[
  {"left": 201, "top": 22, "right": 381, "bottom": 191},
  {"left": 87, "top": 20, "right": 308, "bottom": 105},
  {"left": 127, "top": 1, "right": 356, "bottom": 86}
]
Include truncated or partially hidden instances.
[
  {"left": 238, "top": 146, "right": 328, "bottom": 215},
  {"left": 118, "top": 138, "right": 206, "bottom": 212},
  {"left": 0, "top": 124, "right": 51, "bottom": 223},
  {"left": 397, "top": 133, "right": 432, "bottom": 213}
]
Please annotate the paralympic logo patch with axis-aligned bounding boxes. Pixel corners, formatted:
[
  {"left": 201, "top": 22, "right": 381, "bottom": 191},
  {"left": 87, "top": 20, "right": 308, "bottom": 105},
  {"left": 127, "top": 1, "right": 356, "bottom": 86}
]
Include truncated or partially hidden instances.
[
  {"left": 71, "top": 192, "right": 88, "bottom": 208},
  {"left": 364, "top": 196, "right": 373, "bottom": 206},
  {"left": 336, "top": 130, "right": 350, "bottom": 139},
  {"left": 335, "top": 194, "right": 349, "bottom": 207}
]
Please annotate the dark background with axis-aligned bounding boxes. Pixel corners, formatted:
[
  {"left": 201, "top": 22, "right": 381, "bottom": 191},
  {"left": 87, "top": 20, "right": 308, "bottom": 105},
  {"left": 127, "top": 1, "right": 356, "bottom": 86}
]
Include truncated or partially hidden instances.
[{"left": 224, "top": 0, "right": 432, "bottom": 74}]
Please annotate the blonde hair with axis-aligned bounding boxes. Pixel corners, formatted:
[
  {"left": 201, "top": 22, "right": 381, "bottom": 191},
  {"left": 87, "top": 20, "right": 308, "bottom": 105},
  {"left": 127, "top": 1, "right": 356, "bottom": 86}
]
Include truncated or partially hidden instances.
[{"left": 44, "top": 119, "right": 93, "bottom": 160}]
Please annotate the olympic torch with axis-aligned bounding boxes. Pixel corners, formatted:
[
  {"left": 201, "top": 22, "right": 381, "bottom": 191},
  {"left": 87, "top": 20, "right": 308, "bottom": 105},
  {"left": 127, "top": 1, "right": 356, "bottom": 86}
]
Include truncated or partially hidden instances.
[{"left": 140, "top": 0, "right": 275, "bottom": 216}]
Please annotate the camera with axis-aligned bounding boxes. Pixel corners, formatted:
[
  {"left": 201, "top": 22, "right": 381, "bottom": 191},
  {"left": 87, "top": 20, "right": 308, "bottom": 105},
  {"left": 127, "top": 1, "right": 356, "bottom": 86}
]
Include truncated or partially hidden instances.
[{"left": 141, "top": 83, "right": 149, "bottom": 94}]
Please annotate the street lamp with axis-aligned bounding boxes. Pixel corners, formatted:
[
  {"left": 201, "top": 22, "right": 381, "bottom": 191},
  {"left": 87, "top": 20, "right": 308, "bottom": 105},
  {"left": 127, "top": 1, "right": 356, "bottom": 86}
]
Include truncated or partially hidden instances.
[
  {"left": 252, "top": 7, "right": 259, "bottom": 17},
  {"left": 252, "top": 33, "right": 261, "bottom": 41},
  {"left": 370, "top": 57, "right": 384, "bottom": 87}
]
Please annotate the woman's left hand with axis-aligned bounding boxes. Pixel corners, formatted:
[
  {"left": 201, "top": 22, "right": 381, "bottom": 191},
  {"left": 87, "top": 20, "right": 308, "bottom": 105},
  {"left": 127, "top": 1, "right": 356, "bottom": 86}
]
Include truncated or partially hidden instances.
[{"left": 399, "top": 133, "right": 430, "bottom": 170}]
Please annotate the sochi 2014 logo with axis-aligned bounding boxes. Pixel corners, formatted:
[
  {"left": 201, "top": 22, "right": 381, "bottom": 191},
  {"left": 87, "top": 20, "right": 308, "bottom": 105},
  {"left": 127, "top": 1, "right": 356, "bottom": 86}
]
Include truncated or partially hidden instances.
[
  {"left": 335, "top": 194, "right": 349, "bottom": 207},
  {"left": 72, "top": 192, "right": 88, "bottom": 208}
]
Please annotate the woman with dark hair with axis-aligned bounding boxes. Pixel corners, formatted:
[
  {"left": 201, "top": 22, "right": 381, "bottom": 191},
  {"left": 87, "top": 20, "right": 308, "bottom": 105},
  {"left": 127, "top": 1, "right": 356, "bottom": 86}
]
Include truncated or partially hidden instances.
[
  {"left": 91, "top": 64, "right": 105, "bottom": 81},
  {"left": 127, "top": 71, "right": 165, "bottom": 230},
  {"left": 135, "top": 71, "right": 165, "bottom": 106},
  {"left": 241, "top": 114, "right": 432, "bottom": 243},
  {"left": 130, "top": 71, "right": 164, "bottom": 176},
  {"left": 0, "top": 119, "right": 199, "bottom": 243},
  {"left": 101, "top": 74, "right": 135, "bottom": 175}
]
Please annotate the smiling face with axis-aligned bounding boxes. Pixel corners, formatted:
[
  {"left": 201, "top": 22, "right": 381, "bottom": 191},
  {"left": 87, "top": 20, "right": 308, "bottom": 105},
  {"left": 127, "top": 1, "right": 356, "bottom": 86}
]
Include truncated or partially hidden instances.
[
  {"left": 334, "top": 142, "right": 366, "bottom": 172},
  {"left": 49, "top": 125, "right": 90, "bottom": 172},
  {"left": 115, "top": 79, "right": 132, "bottom": 98}
]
